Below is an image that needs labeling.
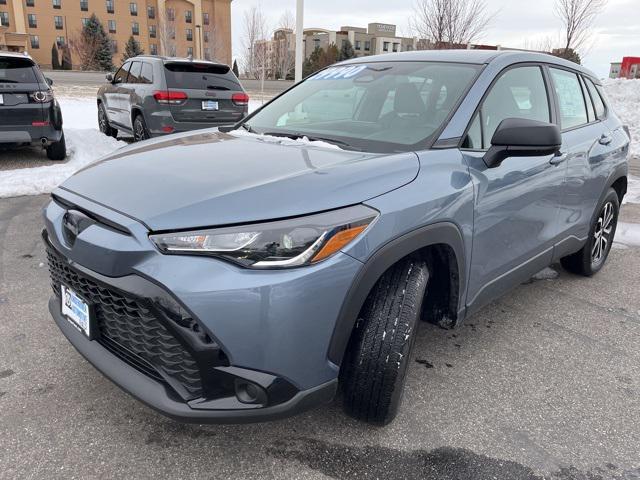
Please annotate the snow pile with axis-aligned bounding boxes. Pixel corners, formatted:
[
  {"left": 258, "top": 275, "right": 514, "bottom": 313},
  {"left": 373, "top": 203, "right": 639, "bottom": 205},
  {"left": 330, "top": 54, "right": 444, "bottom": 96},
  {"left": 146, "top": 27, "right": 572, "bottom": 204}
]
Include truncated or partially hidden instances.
[
  {"left": 0, "top": 97, "right": 125, "bottom": 198},
  {"left": 532, "top": 267, "right": 560, "bottom": 281},
  {"left": 603, "top": 79, "right": 640, "bottom": 157},
  {"left": 615, "top": 222, "right": 640, "bottom": 248},
  {"left": 229, "top": 128, "right": 342, "bottom": 150}
]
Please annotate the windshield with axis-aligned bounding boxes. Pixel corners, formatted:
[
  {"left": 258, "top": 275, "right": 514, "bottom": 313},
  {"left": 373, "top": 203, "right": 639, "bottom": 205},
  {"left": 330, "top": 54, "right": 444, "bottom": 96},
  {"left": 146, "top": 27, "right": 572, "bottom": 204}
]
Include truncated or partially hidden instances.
[{"left": 244, "top": 61, "right": 480, "bottom": 153}]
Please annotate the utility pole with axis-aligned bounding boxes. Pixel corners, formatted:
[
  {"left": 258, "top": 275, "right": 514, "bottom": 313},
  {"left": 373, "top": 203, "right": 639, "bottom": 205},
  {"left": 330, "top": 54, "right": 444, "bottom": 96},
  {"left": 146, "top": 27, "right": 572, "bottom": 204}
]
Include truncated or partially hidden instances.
[{"left": 295, "top": 0, "right": 304, "bottom": 83}]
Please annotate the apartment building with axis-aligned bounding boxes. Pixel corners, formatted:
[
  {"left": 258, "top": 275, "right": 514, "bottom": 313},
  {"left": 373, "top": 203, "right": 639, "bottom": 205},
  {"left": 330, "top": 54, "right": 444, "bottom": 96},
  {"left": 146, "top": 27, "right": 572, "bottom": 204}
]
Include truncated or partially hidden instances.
[{"left": 0, "top": 0, "right": 232, "bottom": 68}]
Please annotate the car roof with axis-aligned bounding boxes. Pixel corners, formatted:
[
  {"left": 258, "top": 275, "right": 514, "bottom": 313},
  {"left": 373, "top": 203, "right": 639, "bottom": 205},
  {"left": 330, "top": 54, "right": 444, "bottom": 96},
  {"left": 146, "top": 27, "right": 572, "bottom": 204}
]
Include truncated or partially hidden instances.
[
  {"left": 0, "top": 51, "right": 35, "bottom": 62},
  {"left": 337, "top": 49, "right": 599, "bottom": 81}
]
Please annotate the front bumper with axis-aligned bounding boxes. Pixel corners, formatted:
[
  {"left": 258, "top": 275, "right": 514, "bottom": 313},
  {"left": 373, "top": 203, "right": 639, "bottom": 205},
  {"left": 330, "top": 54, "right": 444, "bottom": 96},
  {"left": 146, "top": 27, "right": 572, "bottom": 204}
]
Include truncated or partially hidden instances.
[{"left": 43, "top": 190, "right": 362, "bottom": 422}]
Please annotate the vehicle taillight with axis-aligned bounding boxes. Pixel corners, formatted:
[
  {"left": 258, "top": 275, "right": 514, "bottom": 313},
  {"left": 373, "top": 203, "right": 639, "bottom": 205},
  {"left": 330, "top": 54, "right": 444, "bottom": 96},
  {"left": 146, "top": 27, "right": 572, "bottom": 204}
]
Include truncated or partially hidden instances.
[
  {"left": 29, "top": 91, "right": 54, "bottom": 103},
  {"left": 153, "top": 90, "right": 188, "bottom": 105},
  {"left": 232, "top": 93, "right": 249, "bottom": 107}
]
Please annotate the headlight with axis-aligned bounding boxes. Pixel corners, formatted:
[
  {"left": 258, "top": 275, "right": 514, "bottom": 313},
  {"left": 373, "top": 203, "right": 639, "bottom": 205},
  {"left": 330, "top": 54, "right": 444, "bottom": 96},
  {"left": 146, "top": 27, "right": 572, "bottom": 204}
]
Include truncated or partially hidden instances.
[{"left": 150, "top": 205, "right": 378, "bottom": 269}]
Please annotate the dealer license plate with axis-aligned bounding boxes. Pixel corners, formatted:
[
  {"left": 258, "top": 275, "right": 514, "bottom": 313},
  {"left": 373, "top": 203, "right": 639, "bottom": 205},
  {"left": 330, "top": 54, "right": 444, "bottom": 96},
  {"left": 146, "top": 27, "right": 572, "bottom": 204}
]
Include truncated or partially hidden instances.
[
  {"left": 202, "top": 100, "right": 219, "bottom": 111},
  {"left": 61, "top": 285, "right": 91, "bottom": 337}
]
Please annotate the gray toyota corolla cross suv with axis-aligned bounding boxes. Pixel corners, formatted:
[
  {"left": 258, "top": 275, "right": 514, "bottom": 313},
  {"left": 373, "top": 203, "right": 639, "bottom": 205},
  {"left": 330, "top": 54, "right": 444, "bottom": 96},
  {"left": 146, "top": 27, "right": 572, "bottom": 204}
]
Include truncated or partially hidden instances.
[
  {"left": 0, "top": 52, "right": 66, "bottom": 160},
  {"left": 97, "top": 55, "right": 249, "bottom": 141},
  {"left": 45, "top": 50, "right": 630, "bottom": 425}
]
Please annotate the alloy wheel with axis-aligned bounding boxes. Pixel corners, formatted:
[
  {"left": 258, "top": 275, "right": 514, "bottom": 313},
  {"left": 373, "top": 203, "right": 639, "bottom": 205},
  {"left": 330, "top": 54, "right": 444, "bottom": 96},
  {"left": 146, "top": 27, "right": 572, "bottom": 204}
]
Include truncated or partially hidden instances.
[
  {"left": 98, "top": 107, "right": 107, "bottom": 133},
  {"left": 591, "top": 201, "right": 615, "bottom": 266},
  {"left": 134, "top": 118, "right": 146, "bottom": 141}
]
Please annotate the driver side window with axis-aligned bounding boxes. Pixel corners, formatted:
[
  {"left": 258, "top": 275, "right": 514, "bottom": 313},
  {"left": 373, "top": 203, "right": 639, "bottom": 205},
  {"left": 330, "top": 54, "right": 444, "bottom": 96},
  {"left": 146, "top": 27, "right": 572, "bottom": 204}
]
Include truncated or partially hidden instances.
[
  {"left": 114, "top": 62, "right": 131, "bottom": 84},
  {"left": 463, "top": 66, "right": 551, "bottom": 150}
]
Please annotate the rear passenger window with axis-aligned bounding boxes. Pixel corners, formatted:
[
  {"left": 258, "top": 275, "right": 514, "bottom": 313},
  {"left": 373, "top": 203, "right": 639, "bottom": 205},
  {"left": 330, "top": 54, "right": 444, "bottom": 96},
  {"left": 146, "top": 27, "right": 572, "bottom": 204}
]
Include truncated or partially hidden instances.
[
  {"left": 128, "top": 61, "right": 142, "bottom": 83},
  {"left": 470, "top": 66, "right": 550, "bottom": 149},
  {"left": 584, "top": 78, "right": 606, "bottom": 119},
  {"left": 550, "top": 68, "right": 588, "bottom": 129},
  {"left": 140, "top": 62, "right": 153, "bottom": 84}
]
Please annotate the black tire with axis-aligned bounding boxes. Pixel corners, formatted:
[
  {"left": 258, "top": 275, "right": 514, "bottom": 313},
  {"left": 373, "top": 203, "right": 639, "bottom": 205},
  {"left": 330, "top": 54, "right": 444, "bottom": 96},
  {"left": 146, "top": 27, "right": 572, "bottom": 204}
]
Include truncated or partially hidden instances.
[
  {"left": 561, "top": 188, "right": 620, "bottom": 276},
  {"left": 341, "top": 257, "right": 429, "bottom": 425},
  {"left": 98, "top": 103, "right": 118, "bottom": 138},
  {"left": 133, "top": 113, "right": 149, "bottom": 142},
  {"left": 46, "top": 131, "right": 67, "bottom": 160}
]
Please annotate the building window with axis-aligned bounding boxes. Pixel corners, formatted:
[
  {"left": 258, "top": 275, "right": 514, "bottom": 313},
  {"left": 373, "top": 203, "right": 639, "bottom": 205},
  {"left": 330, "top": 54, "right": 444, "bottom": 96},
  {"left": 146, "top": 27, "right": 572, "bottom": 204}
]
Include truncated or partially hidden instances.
[
  {"left": 203, "top": 12, "right": 209, "bottom": 25},
  {"left": 0, "top": 11, "right": 9, "bottom": 26},
  {"left": 406, "top": 44, "right": 413, "bottom": 51},
  {"left": 53, "top": 0, "right": 61, "bottom": 8},
  {"left": 80, "top": 0, "right": 88, "bottom": 10},
  {"left": 314, "top": 38, "right": 320, "bottom": 49},
  {"left": 30, "top": 35, "right": 40, "bottom": 48},
  {"left": 81, "top": 17, "right": 89, "bottom": 27},
  {"left": 26, "top": 0, "right": 34, "bottom": 6},
  {"left": 203, "top": 30, "right": 209, "bottom": 43},
  {"left": 147, "top": 5, "right": 154, "bottom": 19},
  {"left": 185, "top": 10, "right": 192, "bottom": 23},
  {"left": 204, "top": 47, "right": 210, "bottom": 60},
  {"left": 187, "top": 46, "right": 193, "bottom": 56},
  {"left": 132, "top": 21, "right": 139, "bottom": 35},
  {"left": 28, "top": 14, "right": 37, "bottom": 28},
  {"left": 54, "top": 16, "right": 63, "bottom": 29},
  {"left": 392, "top": 43, "right": 399, "bottom": 52},
  {"left": 166, "top": 8, "right": 174, "bottom": 21},
  {"left": 129, "top": 2, "right": 137, "bottom": 15},
  {"left": 0, "top": 0, "right": 5, "bottom": 5},
  {"left": 105, "top": 0, "right": 113, "bottom": 13},
  {"left": 56, "top": 35, "right": 65, "bottom": 46},
  {"left": 149, "top": 43, "right": 157, "bottom": 55},
  {"left": 108, "top": 19, "right": 115, "bottom": 33},
  {"left": 148, "top": 24, "right": 156, "bottom": 38},
  {"left": 186, "top": 28, "right": 192, "bottom": 41},
  {"left": 383, "top": 41, "right": 390, "bottom": 52},
  {"left": 355, "top": 40, "right": 361, "bottom": 50},
  {"left": 110, "top": 40, "right": 117, "bottom": 53},
  {"left": 364, "top": 41, "right": 370, "bottom": 51}
]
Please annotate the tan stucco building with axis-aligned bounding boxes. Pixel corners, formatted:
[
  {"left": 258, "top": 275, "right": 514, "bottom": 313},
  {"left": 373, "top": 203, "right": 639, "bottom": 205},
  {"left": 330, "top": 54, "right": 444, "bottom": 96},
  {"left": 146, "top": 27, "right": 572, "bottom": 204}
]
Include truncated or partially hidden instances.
[{"left": 0, "top": 0, "right": 232, "bottom": 68}]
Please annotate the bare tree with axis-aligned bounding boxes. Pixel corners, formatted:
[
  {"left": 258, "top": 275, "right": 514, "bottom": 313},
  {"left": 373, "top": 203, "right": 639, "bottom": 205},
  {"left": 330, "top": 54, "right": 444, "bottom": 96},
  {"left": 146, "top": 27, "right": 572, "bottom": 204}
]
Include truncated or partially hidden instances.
[
  {"left": 203, "top": 20, "right": 218, "bottom": 61},
  {"left": 273, "top": 10, "right": 295, "bottom": 80},
  {"left": 69, "top": 32, "right": 101, "bottom": 70},
  {"left": 555, "top": 0, "right": 607, "bottom": 53},
  {"left": 157, "top": 7, "right": 176, "bottom": 56},
  {"left": 241, "top": 5, "right": 269, "bottom": 79},
  {"left": 410, "top": 0, "right": 495, "bottom": 48}
]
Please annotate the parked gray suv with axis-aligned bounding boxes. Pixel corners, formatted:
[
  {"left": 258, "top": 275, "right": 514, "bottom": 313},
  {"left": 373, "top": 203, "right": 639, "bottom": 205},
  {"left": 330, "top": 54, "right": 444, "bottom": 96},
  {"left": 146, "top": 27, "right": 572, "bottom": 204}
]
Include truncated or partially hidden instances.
[
  {"left": 45, "top": 50, "right": 629, "bottom": 425},
  {"left": 97, "top": 56, "right": 249, "bottom": 141}
]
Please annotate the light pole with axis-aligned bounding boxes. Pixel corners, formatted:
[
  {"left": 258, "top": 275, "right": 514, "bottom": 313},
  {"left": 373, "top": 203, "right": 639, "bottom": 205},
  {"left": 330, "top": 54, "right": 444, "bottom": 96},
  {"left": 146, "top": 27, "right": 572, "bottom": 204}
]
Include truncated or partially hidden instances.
[{"left": 295, "top": 0, "right": 304, "bottom": 83}]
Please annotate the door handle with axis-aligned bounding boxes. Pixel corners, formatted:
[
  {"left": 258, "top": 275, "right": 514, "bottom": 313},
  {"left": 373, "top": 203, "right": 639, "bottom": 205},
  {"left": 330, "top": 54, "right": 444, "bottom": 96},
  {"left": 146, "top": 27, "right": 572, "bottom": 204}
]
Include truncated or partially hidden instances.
[
  {"left": 549, "top": 152, "right": 568, "bottom": 166},
  {"left": 599, "top": 133, "right": 613, "bottom": 145}
]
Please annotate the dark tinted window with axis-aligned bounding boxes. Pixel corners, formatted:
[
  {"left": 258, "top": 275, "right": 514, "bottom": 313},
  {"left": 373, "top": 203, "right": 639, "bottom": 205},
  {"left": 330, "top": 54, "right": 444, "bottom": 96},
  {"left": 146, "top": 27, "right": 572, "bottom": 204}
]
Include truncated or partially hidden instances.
[
  {"left": 128, "top": 61, "right": 142, "bottom": 83},
  {"left": 114, "top": 62, "right": 131, "bottom": 83},
  {"left": 140, "top": 62, "right": 153, "bottom": 84},
  {"left": 550, "top": 68, "right": 588, "bottom": 129},
  {"left": 0, "top": 57, "right": 38, "bottom": 84},
  {"left": 584, "top": 77, "right": 606, "bottom": 119},
  {"left": 163, "top": 62, "right": 240, "bottom": 90}
]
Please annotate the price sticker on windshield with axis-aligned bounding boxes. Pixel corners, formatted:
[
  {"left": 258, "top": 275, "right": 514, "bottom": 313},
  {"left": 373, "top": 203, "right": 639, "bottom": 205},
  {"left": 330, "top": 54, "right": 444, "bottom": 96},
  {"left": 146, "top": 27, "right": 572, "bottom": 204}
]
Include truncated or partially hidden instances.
[{"left": 310, "top": 65, "right": 369, "bottom": 81}]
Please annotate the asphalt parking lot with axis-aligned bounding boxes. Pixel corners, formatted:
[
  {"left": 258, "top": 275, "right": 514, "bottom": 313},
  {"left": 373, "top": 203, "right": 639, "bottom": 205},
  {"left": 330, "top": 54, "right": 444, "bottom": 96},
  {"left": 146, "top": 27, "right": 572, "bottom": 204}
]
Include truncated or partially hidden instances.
[{"left": 1, "top": 194, "right": 640, "bottom": 480}]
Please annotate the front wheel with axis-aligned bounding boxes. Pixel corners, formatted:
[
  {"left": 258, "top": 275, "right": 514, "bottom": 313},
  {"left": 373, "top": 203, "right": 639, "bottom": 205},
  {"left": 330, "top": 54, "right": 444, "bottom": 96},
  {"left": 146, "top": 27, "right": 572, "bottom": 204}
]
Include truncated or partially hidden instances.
[
  {"left": 561, "top": 188, "right": 620, "bottom": 276},
  {"left": 340, "top": 257, "right": 429, "bottom": 425}
]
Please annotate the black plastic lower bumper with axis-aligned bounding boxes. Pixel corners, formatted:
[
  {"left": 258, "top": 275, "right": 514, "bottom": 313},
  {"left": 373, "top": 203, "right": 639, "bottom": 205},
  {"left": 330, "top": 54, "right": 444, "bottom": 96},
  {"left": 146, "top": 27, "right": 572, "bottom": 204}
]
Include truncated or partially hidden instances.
[{"left": 49, "top": 296, "right": 337, "bottom": 423}]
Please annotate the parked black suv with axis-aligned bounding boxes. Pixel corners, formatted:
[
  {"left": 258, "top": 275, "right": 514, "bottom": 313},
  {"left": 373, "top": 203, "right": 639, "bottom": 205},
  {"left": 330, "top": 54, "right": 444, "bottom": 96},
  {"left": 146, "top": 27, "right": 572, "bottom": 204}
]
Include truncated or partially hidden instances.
[
  {"left": 97, "top": 56, "right": 249, "bottom": 141},
  {"left": 0, "top": 52, "right": 66, "bottom": 160}
]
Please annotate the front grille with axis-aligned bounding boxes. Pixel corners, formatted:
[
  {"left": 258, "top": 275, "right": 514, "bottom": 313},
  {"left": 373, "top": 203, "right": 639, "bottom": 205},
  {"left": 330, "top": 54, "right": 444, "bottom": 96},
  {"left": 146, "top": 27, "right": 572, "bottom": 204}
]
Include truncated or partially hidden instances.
[{"left": 46, "top": 248, "right": 203, "bottom": 399}]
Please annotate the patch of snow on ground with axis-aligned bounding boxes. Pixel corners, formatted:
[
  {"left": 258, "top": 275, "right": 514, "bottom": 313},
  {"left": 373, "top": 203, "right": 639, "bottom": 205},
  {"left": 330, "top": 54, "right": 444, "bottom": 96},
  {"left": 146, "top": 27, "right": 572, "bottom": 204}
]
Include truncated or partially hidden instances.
[
  {"left": 532, "top": 267, "right": 560, "bottom": 281},
  {"left": 615, "top": 222, "right": 640, "bottom": 248},
  {"left": 623, "top": 175, "right": 640, "bottom": 205},
  {"left": 603, "top": 79, "right": 640, "bottom": 157},
  {"left": 229, "top": 128, "right": 342, "bottom": 150}
]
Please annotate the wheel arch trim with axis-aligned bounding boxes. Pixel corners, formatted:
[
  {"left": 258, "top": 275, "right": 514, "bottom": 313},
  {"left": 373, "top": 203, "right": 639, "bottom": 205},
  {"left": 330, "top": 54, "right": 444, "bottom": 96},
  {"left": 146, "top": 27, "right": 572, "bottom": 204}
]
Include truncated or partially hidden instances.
[{"left": 328, "top": 221, "right": 467, "bottom": 366}]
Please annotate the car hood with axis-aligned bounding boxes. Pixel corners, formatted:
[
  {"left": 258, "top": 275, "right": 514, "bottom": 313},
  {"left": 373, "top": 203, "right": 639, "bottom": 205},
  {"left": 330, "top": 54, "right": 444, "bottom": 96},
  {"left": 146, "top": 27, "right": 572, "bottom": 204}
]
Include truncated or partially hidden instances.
[{"left": 60, "top": 130, "right": 420, "bottom": 231}]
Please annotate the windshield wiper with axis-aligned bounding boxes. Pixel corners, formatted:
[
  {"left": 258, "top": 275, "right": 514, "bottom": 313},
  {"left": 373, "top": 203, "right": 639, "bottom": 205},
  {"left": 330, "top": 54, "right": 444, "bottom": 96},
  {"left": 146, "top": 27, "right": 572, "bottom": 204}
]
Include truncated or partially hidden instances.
[
  {"left": 262, "top": 132, "right": 361, "bottom": 151},
  {"left": 240, "top": 123, "right": 257, "bottom": 133}
]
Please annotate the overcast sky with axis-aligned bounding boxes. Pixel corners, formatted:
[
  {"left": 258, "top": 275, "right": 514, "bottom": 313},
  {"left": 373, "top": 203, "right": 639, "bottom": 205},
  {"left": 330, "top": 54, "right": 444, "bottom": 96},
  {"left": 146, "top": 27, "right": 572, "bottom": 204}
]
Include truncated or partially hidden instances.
[{"left": 230, "top": 0, "right": 640, "bottom": 77}]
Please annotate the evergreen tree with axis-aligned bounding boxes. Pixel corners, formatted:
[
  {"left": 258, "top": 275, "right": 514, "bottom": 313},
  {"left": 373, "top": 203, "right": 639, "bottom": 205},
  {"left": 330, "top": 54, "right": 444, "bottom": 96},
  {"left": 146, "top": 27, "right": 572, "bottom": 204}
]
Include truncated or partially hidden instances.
[
  {"left": 325, "top": 43, "right": 340, "bottom": 65},
  {"left": 303, "top": 46, "right": 323, "bottom": 77},
  {"left": 80, "top": 14, "right": 113, "bottom": 71},
  {"left": 339, "top": 40, "right": 356, "bottom": 61},
  {"left": 51, "top": 43, "right": 61, "bottom": 70},
  {"left": 61, "top": 44, "right": 73, "bottom": 70},
  {"left": 232, "top": 59, "right": 240, "bottom": 78},
  {"left": 122, "top": 35, "right": 144, "bottom": 62}
]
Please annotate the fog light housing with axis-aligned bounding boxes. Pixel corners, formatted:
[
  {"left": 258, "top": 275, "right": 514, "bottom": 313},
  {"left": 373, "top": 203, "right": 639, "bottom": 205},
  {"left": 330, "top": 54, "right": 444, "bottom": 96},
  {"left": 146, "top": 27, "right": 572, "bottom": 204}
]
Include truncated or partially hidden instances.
[{"left": 234, "top": 379, "right": 267, "bottom": 405}]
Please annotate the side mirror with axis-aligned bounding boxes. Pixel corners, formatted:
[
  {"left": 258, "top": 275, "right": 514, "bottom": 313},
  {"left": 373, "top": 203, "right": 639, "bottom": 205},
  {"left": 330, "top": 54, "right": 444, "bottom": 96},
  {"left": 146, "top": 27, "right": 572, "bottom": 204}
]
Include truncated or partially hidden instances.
[
  {"left": 45, "top": 77, "right": 53, "bottom": 86},
  {"left": 484, "top": 118, "right": 561, "bottom": 168},
  {"left": 105, "top": 73, "right": 114, "bottom": 83}
]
